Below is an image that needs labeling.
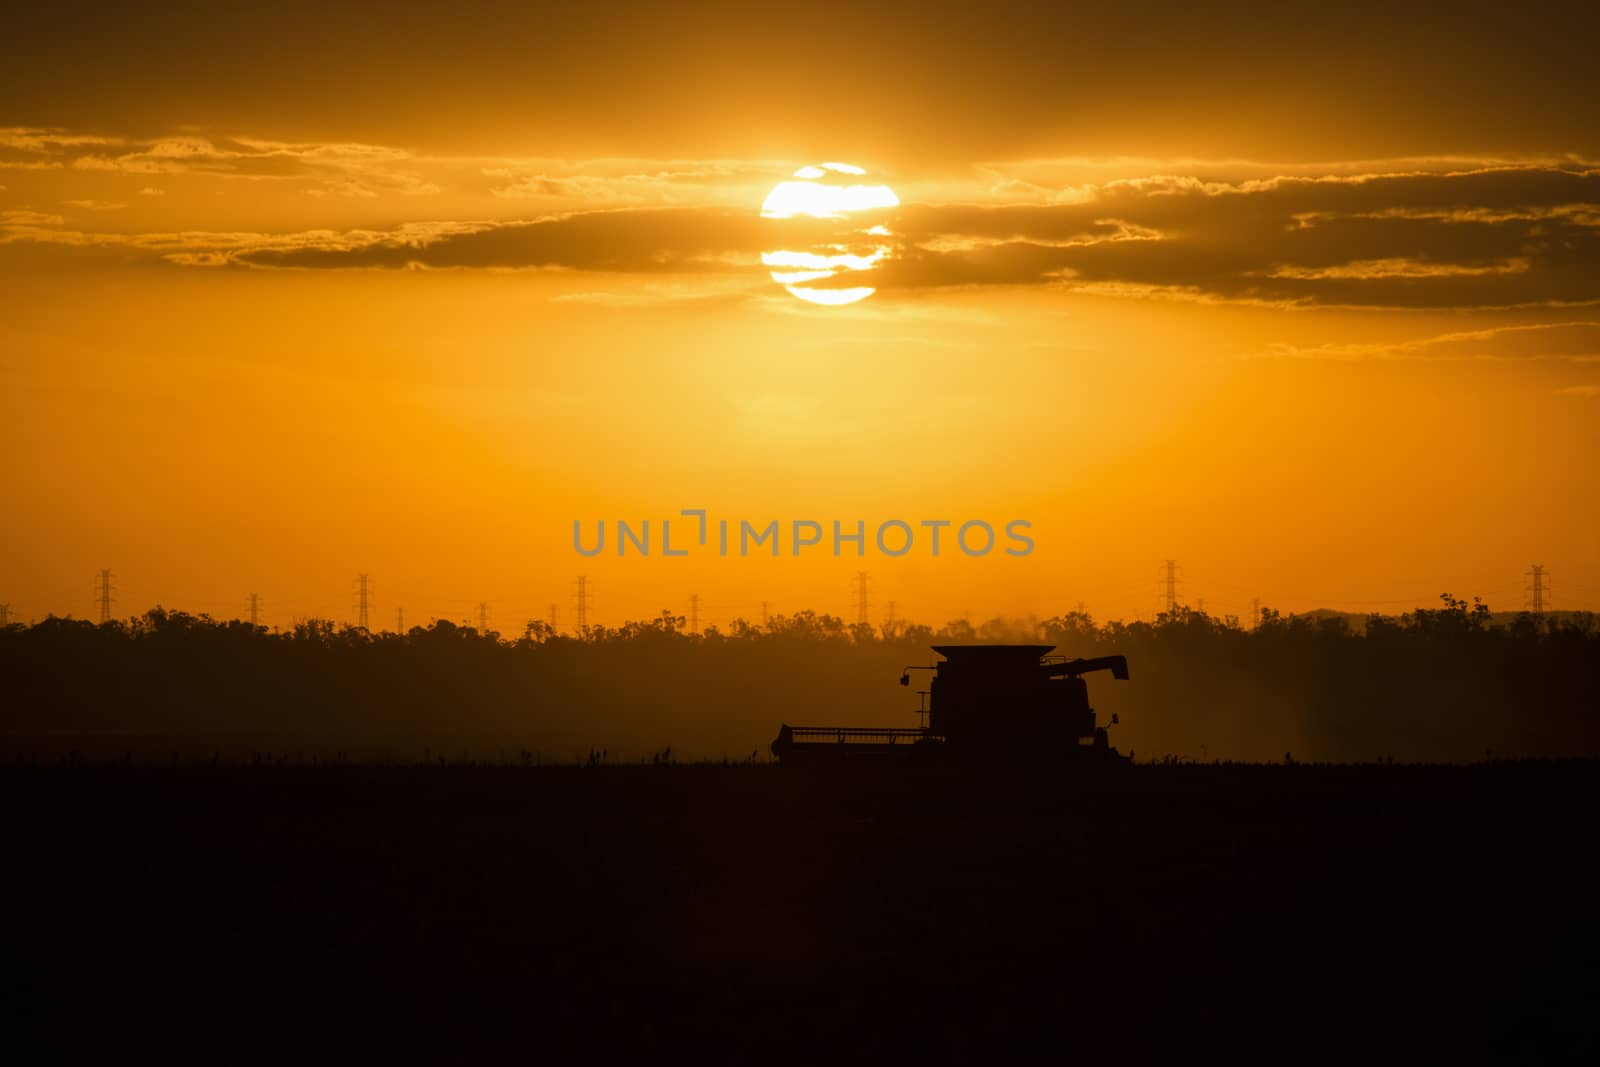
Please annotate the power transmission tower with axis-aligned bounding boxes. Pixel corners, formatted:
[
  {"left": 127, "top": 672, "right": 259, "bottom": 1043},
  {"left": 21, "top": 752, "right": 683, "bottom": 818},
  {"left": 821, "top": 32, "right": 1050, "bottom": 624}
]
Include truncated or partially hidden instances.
[
  {"left": 1159, "top": 560, "right": 1182, "bottom": 615},
  {"left": 96, "top": 569, "right": 115, "bottom": 624},
  {"left": 354, "top": 573, "right": 371, "bottom": 630},
  {"left": 478, "top": 601, "right": 489, "bottom": 633},
  {"left": 0, "top": 604, "right": 10, "bottom": 627},
  {"left": 1526, "top": 565, "right": 1549, "bottom": 616},
  {"left": 248, "top": 592, "right": 261, "bottom": 628},
  {"left": 549, "top": 602, "right": 558, "bottom": 632},
  {"left": 573, "top": 576, "right": 589, "bottom": 633},
  {"left": 760, "top": 600, "right": 769, "bottom": 626},
  {"left": 689, "top": 593, "right": 700, "bottom": 634},
  {"left": 1251, "top": 597, "right": 1261, "bottom": 629},
  {"left": 1197, "top": 597, "right": 1206, "bottom": 615},
  {"left": 885, "top": 600, "right": 897, "bottom": 625},
  {"left": 855, "top": 571, "right": 870, "bottom": 626},
  {"left": 397, "top": 606, "right": 405, "bottom": 633}
]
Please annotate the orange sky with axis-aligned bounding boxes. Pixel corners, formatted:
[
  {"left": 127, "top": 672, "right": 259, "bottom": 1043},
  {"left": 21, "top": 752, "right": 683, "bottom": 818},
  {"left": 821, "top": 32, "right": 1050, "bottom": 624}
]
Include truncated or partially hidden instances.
[{"left": 3, "top": 3, "right": 1598, "bottom": 629}]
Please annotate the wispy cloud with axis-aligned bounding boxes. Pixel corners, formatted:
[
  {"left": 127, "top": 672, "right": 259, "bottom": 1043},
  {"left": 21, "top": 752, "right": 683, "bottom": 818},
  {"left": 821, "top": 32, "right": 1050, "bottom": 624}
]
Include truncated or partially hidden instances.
[
  {"left": 2, "top": 127, "right": 787, "bottom": 204},
  {"left": 1261, "top": 322, "right": 1600, "bottom": 361},
  {"left": 550, "top": 279, "right": 765, "bottom": 306},
  {"left": 3, "top": 128, "right": 440, "bottom": 196},
  {"left": 1, "top": 209, "right": 65, "bottom": 227}
]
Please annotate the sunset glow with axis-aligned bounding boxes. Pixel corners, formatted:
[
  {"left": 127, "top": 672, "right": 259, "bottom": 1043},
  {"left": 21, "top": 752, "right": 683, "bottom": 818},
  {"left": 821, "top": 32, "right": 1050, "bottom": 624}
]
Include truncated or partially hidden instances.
[
  {"left": 7, "top": 8, "right": 1600, "bottom": 1060},
  {"left": 0, "top": 4, "right": 1596, "bottom": 630}
]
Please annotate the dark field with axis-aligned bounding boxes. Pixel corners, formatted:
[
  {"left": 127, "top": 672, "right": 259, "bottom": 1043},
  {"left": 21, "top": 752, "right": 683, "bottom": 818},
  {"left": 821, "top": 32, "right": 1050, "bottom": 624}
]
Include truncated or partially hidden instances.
[{"left": 4, "top": 761, "right": 1597, "bottom": 1062}]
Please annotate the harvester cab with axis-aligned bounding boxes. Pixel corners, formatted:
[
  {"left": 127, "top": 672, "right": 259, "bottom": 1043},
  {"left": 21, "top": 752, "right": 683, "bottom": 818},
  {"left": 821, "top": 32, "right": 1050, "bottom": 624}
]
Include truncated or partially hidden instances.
[{"left": 772, "top": 644, "right": 1130, "bottom": 764}]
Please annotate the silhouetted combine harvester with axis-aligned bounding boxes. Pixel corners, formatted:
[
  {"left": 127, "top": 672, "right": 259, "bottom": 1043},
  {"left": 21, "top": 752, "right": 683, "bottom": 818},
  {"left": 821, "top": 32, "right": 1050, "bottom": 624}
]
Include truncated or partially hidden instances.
[{"left": 772, "top": 644, "right": 1130, "bottom": 765}]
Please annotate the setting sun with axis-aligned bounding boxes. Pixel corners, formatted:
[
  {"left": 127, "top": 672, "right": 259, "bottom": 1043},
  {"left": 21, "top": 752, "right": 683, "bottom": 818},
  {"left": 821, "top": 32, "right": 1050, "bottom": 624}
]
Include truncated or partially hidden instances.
[{"left": 760, "top": 162, "right": 900, "bottom": 305}]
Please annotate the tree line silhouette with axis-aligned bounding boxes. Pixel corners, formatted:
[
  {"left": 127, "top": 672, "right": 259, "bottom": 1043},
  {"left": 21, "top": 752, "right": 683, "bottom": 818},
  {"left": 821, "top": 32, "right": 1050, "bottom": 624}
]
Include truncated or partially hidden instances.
[{"left": 1, "top": 595, "right": 1594, "bottom": 762}]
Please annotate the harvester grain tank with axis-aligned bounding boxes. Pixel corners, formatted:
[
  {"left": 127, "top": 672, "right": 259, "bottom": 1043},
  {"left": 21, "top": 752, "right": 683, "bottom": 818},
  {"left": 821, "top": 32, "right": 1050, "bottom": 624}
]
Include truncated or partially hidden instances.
[{"left": 771, "top": 644, "right": 1130, "bottom": 764}]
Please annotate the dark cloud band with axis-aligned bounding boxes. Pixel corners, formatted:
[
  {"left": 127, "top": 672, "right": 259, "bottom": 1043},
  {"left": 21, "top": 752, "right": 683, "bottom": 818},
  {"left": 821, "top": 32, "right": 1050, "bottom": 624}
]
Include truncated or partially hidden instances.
[
  {"left": 6, "top": 156, "right": 1599, "bottom": 310},
  {"left": 233, "top": 164, "right": 1600, "bottom": 310}
]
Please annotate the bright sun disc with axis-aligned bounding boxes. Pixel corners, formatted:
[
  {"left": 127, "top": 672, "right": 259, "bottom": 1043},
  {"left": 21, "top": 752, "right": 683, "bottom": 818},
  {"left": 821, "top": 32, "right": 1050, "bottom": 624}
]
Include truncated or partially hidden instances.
[{"left": 760, "top": 163, "right": 899, "bottom": 306}]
